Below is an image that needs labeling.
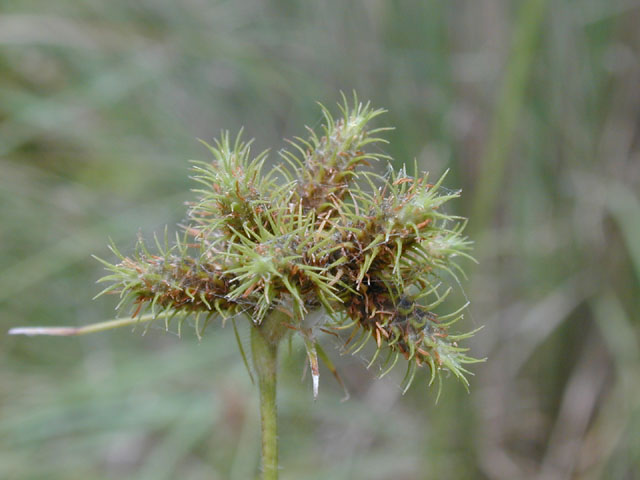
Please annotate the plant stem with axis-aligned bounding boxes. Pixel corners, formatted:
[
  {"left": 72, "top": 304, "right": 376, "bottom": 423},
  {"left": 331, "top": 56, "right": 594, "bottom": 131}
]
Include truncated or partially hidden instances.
[{"left": 251, "top": 322, "right": 280, "bottom": 480}]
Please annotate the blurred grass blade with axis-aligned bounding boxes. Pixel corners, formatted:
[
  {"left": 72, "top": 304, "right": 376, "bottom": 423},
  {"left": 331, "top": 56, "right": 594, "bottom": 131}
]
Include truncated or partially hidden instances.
[
  {"left": 471, "top": 0, "right": 549, "bottom": 231},
  {"left": 607, "top": 182, "right": 640, "bottom": 281}
]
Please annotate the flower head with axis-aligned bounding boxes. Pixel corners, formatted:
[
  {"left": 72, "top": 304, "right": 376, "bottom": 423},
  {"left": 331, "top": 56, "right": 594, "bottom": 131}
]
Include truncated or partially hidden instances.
[{"left": 95, "top": 94, "right": 481, "bottom": 395}]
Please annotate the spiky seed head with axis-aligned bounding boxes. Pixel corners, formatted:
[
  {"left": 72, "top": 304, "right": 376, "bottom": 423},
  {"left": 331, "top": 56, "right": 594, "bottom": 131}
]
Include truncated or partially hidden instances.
[{"left": 95, "top": 94, "right": 482, "bottom": 396}]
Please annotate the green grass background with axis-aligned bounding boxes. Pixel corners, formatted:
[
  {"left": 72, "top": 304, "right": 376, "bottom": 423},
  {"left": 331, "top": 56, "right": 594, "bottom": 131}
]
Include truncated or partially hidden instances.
[{"left": 2, "top": 1, "right": 640, "bottom": 478}]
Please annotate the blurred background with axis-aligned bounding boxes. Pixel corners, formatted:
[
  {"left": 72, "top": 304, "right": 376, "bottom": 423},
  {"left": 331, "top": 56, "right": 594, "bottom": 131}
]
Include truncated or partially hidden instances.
[{"left": 1, "top": 1, "right": 639, "bottom": 479}]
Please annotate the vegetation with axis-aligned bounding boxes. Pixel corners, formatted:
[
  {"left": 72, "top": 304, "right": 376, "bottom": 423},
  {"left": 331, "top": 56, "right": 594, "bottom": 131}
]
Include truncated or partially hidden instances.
[
  {"left": 2, "top": 1, "right": 639, "bottom": 479},
  {"left": 11, "top": 96, "right": 480, "bottom": 479}
]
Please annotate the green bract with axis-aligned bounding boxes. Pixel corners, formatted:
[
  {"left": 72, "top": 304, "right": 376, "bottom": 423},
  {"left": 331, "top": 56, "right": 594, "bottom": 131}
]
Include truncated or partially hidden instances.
[{"left": 96, "top": 94, "right": 481, "bottom": 395}]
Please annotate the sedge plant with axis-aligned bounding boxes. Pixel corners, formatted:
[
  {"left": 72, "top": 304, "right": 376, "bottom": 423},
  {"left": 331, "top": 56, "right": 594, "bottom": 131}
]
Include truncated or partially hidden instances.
[{"left": 10, "top": 94, "right": 481, "bottom": 480}]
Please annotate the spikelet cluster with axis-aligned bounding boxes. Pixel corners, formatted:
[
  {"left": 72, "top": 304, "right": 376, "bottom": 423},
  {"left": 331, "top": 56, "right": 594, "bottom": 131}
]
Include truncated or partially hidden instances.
[{"left": 96, "top": 94, "right": 481, "bottom": 394}]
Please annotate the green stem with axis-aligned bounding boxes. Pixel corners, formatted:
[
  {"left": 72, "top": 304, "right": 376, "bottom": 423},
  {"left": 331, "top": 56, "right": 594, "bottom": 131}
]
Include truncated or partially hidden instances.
[{"left": 251, "top": 322, "right": 280, "bottom": 480}]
